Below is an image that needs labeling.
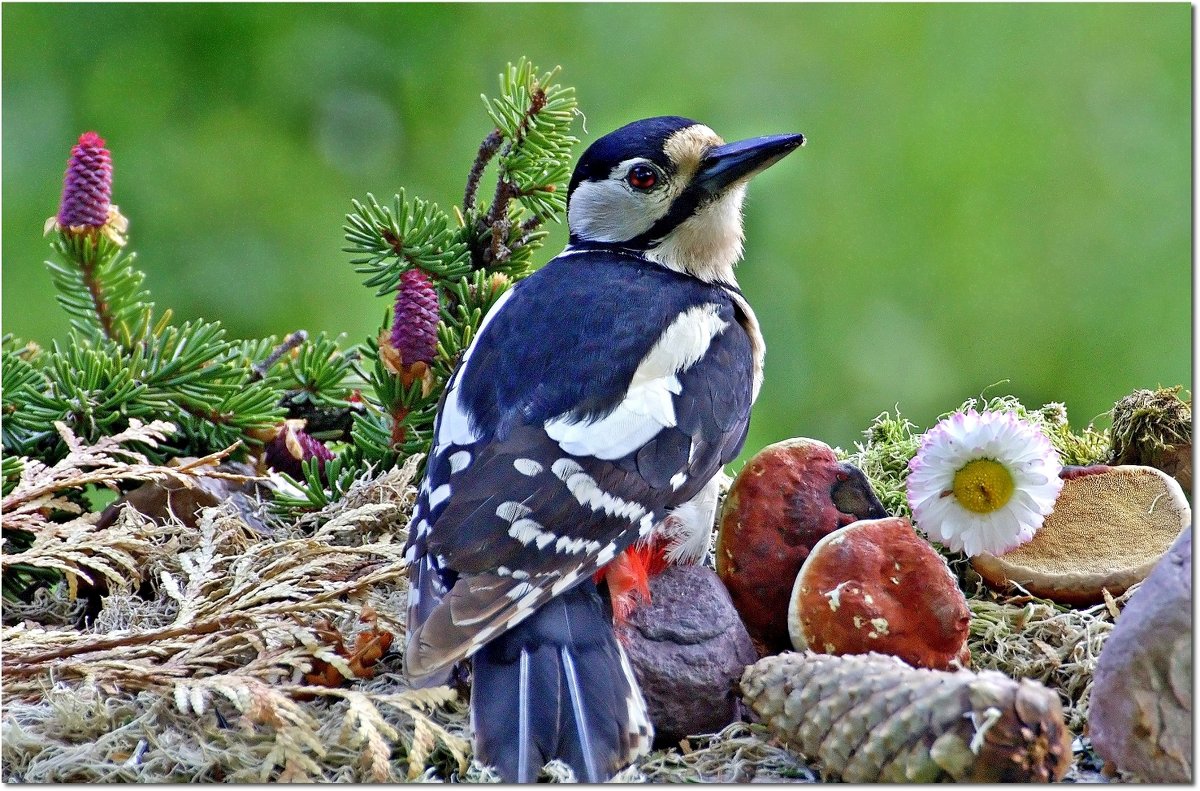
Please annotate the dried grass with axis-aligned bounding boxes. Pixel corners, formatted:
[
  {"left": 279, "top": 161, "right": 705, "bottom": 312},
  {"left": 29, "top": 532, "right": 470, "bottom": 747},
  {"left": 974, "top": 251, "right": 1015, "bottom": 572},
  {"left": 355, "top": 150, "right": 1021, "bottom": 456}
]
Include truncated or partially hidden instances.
[
  {"left": 967, "top": 585, "right": 1137, "bottom": 733},
  {"left": 2, "top": 434, "right": 474, "bottom": 782},
  {"left": 2, "top": 421, "right": 1125, "bottom": 783}
]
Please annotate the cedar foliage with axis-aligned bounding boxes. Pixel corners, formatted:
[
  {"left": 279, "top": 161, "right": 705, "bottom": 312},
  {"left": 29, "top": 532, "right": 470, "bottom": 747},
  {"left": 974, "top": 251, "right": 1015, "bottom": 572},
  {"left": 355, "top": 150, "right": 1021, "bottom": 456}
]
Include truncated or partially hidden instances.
[
  {"left": 2, "top": 60, "right": 578, "bottom": 600},
  {"left": 2, "top": 61, "right": 578, "bottom": 782}
]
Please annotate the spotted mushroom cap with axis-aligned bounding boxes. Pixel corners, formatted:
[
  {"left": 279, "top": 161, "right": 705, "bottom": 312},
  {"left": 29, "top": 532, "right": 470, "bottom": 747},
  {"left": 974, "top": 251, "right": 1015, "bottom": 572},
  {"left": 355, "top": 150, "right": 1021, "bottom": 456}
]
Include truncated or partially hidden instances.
[
  {"left": 717, "top": 437, "right": 886, "bottom": 655},
  {"left": 787, "top": 516, "right": 971, "bottom": 670}
]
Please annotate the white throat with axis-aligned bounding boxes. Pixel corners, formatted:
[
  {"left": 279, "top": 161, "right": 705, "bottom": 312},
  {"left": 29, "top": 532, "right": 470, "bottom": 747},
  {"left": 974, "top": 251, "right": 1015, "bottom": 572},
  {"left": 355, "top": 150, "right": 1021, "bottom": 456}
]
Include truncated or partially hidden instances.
[{"left": 644, "top": 185, "right": 747, "bottom": 284}]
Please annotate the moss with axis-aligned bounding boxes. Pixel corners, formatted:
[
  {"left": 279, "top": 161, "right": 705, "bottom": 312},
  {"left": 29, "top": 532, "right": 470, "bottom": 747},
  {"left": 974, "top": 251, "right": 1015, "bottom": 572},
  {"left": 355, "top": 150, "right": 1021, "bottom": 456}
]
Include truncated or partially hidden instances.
[
  {"left": 838, "top": 409, "right": 921, "bottom": 519},
  {"left": 1109, "top": 386, "right": 1191, "bottom": 463}
]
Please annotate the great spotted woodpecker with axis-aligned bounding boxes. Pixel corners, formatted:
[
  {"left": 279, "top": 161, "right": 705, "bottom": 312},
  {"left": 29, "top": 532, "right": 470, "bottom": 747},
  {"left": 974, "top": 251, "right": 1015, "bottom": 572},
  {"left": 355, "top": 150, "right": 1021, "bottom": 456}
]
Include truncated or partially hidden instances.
[{"left": 402, "top": 116, "right": 804, "bottom": 781}]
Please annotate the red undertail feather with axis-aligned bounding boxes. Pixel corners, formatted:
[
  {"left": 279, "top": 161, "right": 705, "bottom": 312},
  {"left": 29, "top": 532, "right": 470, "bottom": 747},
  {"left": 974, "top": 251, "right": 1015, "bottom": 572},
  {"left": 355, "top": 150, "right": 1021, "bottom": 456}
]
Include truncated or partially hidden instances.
[{"left": 596, "top": 538, "right": 671, "bottom": 625}]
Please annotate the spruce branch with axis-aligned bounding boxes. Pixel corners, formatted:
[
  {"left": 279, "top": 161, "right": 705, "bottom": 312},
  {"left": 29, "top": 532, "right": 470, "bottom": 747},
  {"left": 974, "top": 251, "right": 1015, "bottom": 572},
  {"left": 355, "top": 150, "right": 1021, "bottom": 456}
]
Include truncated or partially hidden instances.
[
  {"left": 251, "top": 330, "right": 309, "bottom": 381},
  {"left": 464, "top": 129, "right": 504, "bottom": 213},
  {"left": 468, "top": 59, "right": 577, "bottom": 269},
  {"left": 342, "top": 60, "right": 577, "bottom": 470},
  {"left": 344, "top": 192, "right": 470, "bottom": 296},
  {"left": 45, "top": 234, "right": 154, "bottom": 348}
]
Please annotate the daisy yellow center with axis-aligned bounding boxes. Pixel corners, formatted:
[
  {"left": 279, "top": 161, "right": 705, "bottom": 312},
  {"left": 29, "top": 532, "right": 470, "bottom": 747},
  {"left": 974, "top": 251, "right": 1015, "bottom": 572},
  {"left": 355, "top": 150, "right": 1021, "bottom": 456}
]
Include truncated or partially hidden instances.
[{"left": 952, "top": 458, "right": 1015, "bottom": 514}]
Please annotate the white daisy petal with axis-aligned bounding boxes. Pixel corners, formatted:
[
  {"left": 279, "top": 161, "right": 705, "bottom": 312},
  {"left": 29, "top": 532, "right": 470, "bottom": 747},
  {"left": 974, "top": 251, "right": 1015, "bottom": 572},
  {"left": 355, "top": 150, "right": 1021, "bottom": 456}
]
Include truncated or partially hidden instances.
[{"left": 908, "top": 410, "right": 1063, "bottom": 557}]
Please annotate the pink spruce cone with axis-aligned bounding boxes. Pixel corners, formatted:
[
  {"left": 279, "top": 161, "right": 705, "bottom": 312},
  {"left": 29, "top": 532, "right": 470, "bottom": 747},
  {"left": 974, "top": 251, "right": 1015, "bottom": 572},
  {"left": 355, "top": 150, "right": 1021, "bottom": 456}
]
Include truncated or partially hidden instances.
[
  {"left": 58, "top": 132, "right": 112, "bottom": 229},
  {"left": 390, "top": 268, "right": 439, "bottom": 367},
  {"left": 264, "top": 419, "right": 334, "bottom": 481}
]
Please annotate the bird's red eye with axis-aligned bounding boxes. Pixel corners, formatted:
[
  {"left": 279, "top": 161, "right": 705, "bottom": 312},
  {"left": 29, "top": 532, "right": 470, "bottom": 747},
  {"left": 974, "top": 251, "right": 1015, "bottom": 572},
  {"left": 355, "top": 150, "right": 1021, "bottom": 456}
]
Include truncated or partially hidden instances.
[{"left": 627, "top": 164, "right": 658, "bottom": 190}]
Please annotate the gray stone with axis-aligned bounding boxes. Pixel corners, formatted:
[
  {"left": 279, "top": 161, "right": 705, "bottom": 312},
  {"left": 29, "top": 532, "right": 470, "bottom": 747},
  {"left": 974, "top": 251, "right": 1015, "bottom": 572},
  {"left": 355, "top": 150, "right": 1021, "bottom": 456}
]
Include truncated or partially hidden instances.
[
  {"left": 1089, "top": 526, "right": 1192, "bottom": 782},
  {"left": 617, "top": 564, "right": 757, "bottom": 747}
]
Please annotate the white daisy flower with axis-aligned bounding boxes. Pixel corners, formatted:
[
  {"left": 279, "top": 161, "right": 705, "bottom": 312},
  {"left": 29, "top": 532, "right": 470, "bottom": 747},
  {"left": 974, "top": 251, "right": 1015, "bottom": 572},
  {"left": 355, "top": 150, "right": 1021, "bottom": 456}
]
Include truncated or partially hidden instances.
[{"left": 907, "top": 409, "right": 1064, "bottom": 557}]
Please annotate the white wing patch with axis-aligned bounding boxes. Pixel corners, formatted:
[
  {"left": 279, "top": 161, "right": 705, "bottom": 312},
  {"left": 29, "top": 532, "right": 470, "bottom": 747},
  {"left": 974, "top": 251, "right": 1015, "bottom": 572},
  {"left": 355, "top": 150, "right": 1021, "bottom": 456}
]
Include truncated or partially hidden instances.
[
  {"left": 543, "top": 304, "right": 729, "bottom": 460},
  {"left": 551, "top": 458, "right": 649, "bottom": 523},
  {"left": 429, "top": 484, "right": 452, "bottom": 510},
  {"left": 448, "top": 450, "right": 472, "bottom": 474},
  {"left": 513, "top": 458, "right": 543, "bottom": 476}
]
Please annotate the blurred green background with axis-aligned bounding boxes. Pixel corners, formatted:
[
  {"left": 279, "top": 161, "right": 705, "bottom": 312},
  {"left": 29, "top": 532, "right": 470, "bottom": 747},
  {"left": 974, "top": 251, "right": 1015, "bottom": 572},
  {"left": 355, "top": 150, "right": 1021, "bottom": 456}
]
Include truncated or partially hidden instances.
[{"left": 3, "top": 3, "right": 1190, "bottom": 458}]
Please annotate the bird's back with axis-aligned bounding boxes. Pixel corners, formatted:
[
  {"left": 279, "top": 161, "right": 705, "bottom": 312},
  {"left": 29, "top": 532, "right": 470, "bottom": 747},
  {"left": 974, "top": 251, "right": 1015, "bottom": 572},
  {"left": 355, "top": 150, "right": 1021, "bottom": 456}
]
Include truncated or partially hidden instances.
[{"left": 404, "top": 248, "right": 756, "bottom": 680}]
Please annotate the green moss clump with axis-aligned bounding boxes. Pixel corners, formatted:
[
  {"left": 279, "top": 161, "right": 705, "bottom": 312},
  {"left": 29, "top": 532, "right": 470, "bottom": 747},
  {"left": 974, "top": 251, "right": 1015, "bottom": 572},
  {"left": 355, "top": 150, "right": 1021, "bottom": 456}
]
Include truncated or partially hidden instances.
[
  {"left": 1109, "top": 386, "right": 1191, "bottom": 464},
  {"left": 838, "top": 409, "right": 921, "bottom": 518},
  {"left": 953, "top": 395, "right": 1110, "bottom": 467},
  {"left": 839, "top": 395, "right": 1111, "bottom": 520}
]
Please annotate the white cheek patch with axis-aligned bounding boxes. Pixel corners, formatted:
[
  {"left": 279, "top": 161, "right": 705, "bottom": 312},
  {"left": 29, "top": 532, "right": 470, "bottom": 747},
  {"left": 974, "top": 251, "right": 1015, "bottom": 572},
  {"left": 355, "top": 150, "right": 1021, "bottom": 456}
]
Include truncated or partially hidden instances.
[
  {"left": 544, "top": 304, "right": 729, "bottom": 460},
  {"left": 567, "top": 160, "right": 671, "bottom": 243}
]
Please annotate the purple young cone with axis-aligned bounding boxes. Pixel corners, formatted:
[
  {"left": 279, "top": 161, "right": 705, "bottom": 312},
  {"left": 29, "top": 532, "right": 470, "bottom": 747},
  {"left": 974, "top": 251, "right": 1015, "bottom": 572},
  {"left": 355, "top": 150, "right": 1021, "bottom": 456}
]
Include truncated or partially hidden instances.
[
  {"left": 264, "top": 420, "right": 335, "bottom": 481},
  {"left": 390, "top": 268, "right": 439, "bottom": 367},
  {"left": 57, "top": 132, "right": 112, "bottom": 228}
]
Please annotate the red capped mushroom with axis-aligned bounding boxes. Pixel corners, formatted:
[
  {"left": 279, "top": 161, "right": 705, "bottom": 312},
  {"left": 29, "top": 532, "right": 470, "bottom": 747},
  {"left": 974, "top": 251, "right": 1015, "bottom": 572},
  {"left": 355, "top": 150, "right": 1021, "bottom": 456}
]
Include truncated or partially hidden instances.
[
  {"left": 787, "top": 516, "right": 971, "bottom": 670},
  {"left": 716, "top": 438, "right": 886, "bottom": 655}
]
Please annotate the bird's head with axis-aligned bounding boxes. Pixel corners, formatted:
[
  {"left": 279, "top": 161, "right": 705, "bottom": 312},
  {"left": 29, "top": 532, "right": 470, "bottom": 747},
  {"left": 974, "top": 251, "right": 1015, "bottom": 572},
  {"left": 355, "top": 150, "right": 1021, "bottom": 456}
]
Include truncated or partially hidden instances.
[{"left": 566, "top": 116, "right": 804, "bottom": 283}]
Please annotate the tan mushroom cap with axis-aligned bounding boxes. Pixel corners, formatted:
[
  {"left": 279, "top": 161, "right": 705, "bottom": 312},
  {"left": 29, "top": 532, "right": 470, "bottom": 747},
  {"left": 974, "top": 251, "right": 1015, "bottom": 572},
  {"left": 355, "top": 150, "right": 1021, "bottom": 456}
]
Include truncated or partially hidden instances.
[{"left": 971, "top": 465, "right": 1191, "bottom": 605}]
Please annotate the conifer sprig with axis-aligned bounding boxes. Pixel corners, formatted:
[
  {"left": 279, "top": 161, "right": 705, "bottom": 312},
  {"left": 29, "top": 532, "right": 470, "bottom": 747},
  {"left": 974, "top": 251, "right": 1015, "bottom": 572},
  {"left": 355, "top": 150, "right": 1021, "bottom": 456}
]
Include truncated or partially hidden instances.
[
  {"left": 483, "top": 60, "right": 579, "bottom": 223},
  {"left": 46, "top": 230, "right": 155, "bottom": 347},
  {"left": 470, "top": 59, "right": 578, "bottom": 269},
  {"left": 338, "top": 59, "right": 578, "bottom": 479},
  {"left": 344, "top": 192, "right": 470, "bottom": 296},
  {"left": 8, "top": 60, "right": 578, "bottom": 519}
]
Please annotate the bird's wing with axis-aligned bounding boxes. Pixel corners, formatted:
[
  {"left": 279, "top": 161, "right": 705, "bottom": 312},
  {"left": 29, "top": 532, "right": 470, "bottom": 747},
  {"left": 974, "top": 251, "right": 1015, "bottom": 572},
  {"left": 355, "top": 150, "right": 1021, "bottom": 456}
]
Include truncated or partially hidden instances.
[{"left": 403, "top": 253, "right": 754, "bottom": 681}]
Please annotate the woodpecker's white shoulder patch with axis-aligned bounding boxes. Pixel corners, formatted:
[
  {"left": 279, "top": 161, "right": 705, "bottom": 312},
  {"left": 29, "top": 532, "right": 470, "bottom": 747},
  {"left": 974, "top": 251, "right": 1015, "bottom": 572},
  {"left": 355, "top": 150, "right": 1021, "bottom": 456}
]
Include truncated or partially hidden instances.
[{"left": 544, "top": 303, "right": 729, "bottom": 460}]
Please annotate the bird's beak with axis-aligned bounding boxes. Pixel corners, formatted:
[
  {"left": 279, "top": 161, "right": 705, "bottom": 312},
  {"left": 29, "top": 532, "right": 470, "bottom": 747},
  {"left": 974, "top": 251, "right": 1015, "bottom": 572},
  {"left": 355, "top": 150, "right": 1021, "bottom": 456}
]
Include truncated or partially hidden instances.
[
  {"left": 830, "top": 463, "right": 889, "bottom": 521},
  {"left": 694, "top": 132, "right": 806, "bottom": 195}
]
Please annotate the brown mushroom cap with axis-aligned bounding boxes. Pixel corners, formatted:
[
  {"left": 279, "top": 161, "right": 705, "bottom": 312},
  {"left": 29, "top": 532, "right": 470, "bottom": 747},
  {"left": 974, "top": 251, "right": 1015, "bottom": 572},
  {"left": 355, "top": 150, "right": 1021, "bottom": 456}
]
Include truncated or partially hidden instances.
[
  {"left": 716, "top": 437, "right": 860, "bottom": 655},
  {"left": 787, "top": 516, "right": 971, "bottom": 670},
  {"left": 971, "top": 465, "right": 1191, "bottom": 605}
]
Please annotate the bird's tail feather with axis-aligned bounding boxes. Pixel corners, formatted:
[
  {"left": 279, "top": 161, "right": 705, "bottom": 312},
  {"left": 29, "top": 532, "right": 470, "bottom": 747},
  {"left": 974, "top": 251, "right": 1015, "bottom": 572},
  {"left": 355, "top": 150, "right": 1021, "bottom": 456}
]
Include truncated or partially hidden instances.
[
  {"left": 405, "top": 552, "right": 454, "bottom": 688},
  {"left": 470, "top": 580, "right": 653, "bottom": 782}
]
